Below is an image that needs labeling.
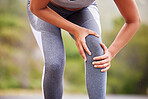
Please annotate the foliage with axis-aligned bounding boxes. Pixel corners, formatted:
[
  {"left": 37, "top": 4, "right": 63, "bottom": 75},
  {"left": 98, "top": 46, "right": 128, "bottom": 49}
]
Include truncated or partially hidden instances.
[
  {"left": 0, "top": 0, "right": 147, "bottom": 95},
  {"left": 0, "top": 0, "right": 42, "bottom": 89}
]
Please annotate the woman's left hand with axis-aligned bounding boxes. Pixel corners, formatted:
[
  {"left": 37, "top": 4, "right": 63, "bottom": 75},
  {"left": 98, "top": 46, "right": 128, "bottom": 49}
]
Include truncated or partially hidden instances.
[{"left": 92, "top": 43, "right": 112, "bottom": 72}]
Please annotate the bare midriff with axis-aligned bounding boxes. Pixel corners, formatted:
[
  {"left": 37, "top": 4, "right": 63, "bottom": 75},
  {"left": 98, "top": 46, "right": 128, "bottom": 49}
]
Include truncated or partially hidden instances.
[{"left": 50, "top": 0, "right": 83, "bottom": 11}]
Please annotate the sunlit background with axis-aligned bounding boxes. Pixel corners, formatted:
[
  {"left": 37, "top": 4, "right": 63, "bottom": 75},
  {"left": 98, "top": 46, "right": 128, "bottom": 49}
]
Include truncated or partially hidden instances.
[{"left": 0, "top": 0, "right": 148, "bottom": 98}]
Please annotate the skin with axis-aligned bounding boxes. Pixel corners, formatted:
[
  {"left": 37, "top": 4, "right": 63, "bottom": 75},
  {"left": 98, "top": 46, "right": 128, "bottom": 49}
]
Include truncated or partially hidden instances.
[{"left": 30, "top": 0, "right": 141, "bottom": 72}]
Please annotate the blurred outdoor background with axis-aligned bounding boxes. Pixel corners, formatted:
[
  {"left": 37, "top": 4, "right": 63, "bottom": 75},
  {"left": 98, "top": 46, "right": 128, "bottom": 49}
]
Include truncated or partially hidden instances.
[{"left": 0, "top": 0, "right": 148, "bottom": 98}]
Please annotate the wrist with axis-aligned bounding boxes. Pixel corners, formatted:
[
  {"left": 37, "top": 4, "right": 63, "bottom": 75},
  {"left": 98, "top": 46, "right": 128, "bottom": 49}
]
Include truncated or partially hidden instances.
[
  {"left": 108, "top": 48, "right": 116, "bottom": 60},
  {"left": 67, "top": 24, "right": 84, "bottom": 36},
  {"left": 66, "top": 24, "right": 81, "bottom": 35}
]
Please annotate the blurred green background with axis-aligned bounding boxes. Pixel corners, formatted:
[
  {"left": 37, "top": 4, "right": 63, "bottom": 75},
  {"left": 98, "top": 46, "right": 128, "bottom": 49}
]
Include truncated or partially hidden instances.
[{"left": 0, "top": 0, "right": 148, "bottom": 95}]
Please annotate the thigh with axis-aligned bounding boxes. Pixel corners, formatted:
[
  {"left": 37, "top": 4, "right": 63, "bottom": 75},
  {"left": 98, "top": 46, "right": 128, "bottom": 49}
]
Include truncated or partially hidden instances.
[
  {"left": 27, "top": 1, "right": 65, "bottom": 63},
  {"left": 66, "top": 0, "right": 107, "bottom": 74},
  {"left": 67, "top": 2, "right": 107, "bottom": 98},
  {"left": 66, "top": 1, "right": 102, "bottom": 38},
  {"left": 66, "top": 1, "right": 104, "bottom": 58}
]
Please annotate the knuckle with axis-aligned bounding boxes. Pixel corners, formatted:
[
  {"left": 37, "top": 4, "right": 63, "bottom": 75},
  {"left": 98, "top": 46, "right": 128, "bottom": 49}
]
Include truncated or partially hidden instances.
[
  {"left": 80, "top": 39, "right": 83, "bottom": 43},
  {"left": 76, "top": 43, "right": 80, "bottom": 47},
  {"left": 82, "top": 53, "right": 85, "bottom": 56},
  {"left": 81, "top": 53, "right": 84, "bottom": 57},
  {"left": 108, "top": 58, "right": 111, "bottom": 61},
  {"left": 107, "top": 58, "right": 110, "bottom": 62},
  {"left": 97, "top": 57, "right": 100, "bottom": 60},
  {"left": 109, "top": 62, "right": 111, "bottom": 65},
  {"left": 84, "top": 44, "right": 87, "bottom": 48},
  {"left": 103, "top": 65, "right": 106, "bottom": 68},
  {"left": 96, "top": 57, "right": 100, "bottom": 60},
  {"left": 80, "top": 51, "right": 83, "bottom": 55},
  {"left": 79, "top": 49, "right": 83, "bottom": 53},
  {"left": 105, "top": 64, "right": 108, "bottom": 67},
  {"left": 102, "top": 56, "right": 105, "bottom": 58},
  {"left": 106, "top": 55, "right": 109, "bottom": 58},
  {"left": 104, "top": 64, "right": 107, "bottom": 67},
  {"left": 86, "top": 48, "right": 89, "bottom": 51},
  {"left": 99, "top": 57, "right": 102, "bottom": 60},
  {"left": 107, "top": 64, "right": 110, "bottom": 67}
]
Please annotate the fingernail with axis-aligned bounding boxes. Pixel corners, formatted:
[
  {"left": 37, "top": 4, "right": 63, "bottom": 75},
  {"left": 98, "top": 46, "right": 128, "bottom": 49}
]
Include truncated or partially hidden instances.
[
  {"left": 93, "top": 57, "right": 95, "bottom": 60},
  {"left": 89, "top": 52, "right": 91, "bottom": 55},
  {"left": 92, "top": 62, "right": 95, "bottom": 64},
  {"left": 94, "top": 65, "right": 97, "bottom": 67},
  {"left": 101, "top": 70, "right": 103, "bottom": 72}
]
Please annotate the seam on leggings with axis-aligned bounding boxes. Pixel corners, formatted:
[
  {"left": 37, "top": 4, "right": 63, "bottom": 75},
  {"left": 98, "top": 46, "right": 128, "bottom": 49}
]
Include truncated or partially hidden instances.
[
  {"left": 87, "top": 6, "right": 102, "bottom": 34},
  {"left": 29, "top": 23, "right": 45, "bottom": 99},
  {"left": 81, "top": 19, "right": 96, "bottom": 27},
  {"left": 30, "top": 24, "right": 45, "bottom": 59},
  {"left": 80, "top": 11, "right": 101, "bottom": 35}
]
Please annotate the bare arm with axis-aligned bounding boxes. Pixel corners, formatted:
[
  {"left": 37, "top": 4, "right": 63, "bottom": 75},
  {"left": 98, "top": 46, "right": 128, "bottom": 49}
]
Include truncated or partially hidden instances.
[
  {"left": 30, "top": 0, "right": 100, "bottom": 61},
  {"left": 93, "top": 0, "right": 141, "bottom": 72},
  {"left": 30, "top": 0, "right": 79, "bottom": 34},
  {"left": 108, "top": 0, "right": 141, "bottom": 58}
]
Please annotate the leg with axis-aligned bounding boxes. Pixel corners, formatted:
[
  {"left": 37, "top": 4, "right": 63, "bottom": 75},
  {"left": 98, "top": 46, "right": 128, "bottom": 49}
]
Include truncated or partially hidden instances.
[
  {"left": 41, "top": 30, "right": 66, "bottom": 99},
  {"left": 27, "top": 2, "right": 66, "bottom": 99},
  {"left": 66, "top": 1, "right": 107, "bottom": 99}
]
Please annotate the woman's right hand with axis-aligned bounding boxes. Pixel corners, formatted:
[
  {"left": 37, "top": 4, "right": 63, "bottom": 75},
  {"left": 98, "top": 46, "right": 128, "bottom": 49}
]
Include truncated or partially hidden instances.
[
  {"left": 72, "top": 26, "right": 100, "bottom": 61},
  {"left": 30, "top": 0, "right": 99, "bottom": 61}
]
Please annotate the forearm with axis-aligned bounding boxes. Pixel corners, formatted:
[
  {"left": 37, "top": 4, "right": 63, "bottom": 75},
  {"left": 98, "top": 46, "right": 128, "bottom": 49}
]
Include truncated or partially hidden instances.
[
  {"left": 108, "top": 21, "right": 140, "bottom": 59},
  {"left": 30, "top": 6, "right": 80, "bottom": 34}
]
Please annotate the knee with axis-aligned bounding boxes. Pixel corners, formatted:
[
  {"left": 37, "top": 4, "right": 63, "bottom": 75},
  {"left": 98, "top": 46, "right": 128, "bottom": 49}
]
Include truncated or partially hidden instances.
[
  {"left": 85, "top": 35, "right": 104, "bottom": 56},
  {"left": 44, "top": 58, "right": 65, "bottom": 74}
]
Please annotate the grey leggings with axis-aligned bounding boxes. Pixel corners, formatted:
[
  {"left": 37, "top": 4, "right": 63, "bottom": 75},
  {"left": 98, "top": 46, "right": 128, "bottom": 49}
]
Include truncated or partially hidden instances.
[{"left": 27, "top": 0, "right": 107, "bottom": 99}]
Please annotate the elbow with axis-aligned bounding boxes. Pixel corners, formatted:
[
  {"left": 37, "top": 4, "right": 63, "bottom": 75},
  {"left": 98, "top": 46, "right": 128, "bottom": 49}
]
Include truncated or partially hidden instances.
[
  {"left": 30, "top": 4, "right": 39, "bottom": 14},
  {"left": 30, "top": 5, "right": 47, "bottom": 15},
  {"left": 30, "top": 5, "right": 33, "bottom": 13},
  {"left": 30, "top": 5, "right": 36, "bottom": 14},
  {"left": 138, "top": 17, "right": 141, "bottom": 27},
  {"left": 126, "top": 17, "right": 141, "bottom": 28},
  {"left": 136, "top": 17, "right": 141, "bottom": 29},
  {"left": 134, "top": 17, "right": 141, "bottom": 27}
]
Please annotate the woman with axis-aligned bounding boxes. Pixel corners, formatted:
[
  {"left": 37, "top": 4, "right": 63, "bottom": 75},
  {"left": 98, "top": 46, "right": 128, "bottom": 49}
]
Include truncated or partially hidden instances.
[{"left": 27, "top": 0, "right": 141, "bottom": 99}]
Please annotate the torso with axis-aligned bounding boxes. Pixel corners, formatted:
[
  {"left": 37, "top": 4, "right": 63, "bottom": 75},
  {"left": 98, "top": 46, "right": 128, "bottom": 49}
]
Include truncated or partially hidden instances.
[{"left": 50, "top": 0, "right": 95, "bottom": 11}]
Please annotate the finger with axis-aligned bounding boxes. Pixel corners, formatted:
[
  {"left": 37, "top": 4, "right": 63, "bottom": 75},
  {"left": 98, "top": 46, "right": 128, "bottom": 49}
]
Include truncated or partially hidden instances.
[
  {"left": 94, "top": 63, "right": 110, "bottom": 68},
  {"left": 101, "top": 65, "right": 111, "bottom": 72},
  {"left": 93, "top": 54, "right": 109, "bottom": 60},
  {"left": 81, "top": 39, "right": 91, "bottom": 55},
  {"left": 89, "top": 30, "right": 100, "bottom": 38},
  {"left": 76, "top": 42, "right": 87, "bottom": 61},
  {"left": 100, "top": 43, "right": 108, "bottom": 54},
  {"left": 92, "top": 58, "right": 110, "bottom": 65}
]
